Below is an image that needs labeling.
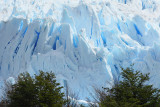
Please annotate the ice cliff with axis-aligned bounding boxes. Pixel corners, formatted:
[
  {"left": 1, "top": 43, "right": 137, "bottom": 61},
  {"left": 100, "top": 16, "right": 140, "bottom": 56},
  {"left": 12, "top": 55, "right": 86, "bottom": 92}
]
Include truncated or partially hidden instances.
[{"left": 0, "top": 0, "right": 160, "bottom": 100}]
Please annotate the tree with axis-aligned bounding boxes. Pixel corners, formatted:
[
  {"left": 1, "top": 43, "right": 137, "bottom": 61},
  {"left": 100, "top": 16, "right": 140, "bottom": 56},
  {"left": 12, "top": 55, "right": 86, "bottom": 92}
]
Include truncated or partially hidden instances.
[
  {"left": 97, "top": 66, "right": 160, "bottom": 107},
  {"left": 35, "top": 71, "right": 65, "bottom": 107},
  {"left": 2, "top": 71, "right": 65, "bottom": 107}
]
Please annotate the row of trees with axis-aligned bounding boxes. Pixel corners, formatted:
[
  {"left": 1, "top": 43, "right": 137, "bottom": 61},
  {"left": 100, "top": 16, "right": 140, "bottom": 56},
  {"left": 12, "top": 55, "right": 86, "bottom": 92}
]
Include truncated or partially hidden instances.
[{"left": 1, "top": 66, "right": 160, "bottom": 107}]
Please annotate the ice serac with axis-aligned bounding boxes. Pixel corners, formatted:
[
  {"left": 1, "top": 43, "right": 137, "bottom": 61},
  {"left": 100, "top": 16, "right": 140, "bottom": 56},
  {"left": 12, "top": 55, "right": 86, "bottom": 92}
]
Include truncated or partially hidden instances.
[{"left": 0, "top": 0, "right": 160, "bottom": 100}]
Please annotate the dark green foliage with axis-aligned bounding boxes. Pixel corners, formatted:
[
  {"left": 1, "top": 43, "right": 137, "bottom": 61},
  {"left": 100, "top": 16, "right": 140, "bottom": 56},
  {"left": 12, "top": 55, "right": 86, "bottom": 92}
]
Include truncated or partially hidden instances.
[
  {"left": 98, "top": 66, "right": 160, "bottom": 107},
  {"left": 2, "top": 71, "right": 65, "bottom": 107},
  {"left": 35, "top": 71, "right": 65, "bottom": 107}
]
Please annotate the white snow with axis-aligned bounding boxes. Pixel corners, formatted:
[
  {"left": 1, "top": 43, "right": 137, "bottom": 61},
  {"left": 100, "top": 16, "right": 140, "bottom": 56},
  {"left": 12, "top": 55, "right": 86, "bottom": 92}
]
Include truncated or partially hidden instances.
[{"left": 0, "top": 0, "right": 160, "bottom": 101}]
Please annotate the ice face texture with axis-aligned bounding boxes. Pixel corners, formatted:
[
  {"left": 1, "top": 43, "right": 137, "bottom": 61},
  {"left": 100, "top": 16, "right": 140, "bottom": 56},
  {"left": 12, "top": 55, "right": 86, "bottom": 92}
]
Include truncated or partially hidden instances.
[{"left": 0, "top": 0, "right": 160, "bottom": 100}]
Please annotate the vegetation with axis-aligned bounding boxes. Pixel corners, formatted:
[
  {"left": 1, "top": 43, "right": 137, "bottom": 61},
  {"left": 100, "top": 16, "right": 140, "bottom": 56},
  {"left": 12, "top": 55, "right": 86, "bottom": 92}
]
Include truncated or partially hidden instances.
[
  {"left": 1, "top": 66, "right": 160, "bottom": 107},
  {"left": 1, "top": 71, "right": 65, "bottom": 107},
  {"left": 95, "top": 66, "right": 160, "bottom": 107}
]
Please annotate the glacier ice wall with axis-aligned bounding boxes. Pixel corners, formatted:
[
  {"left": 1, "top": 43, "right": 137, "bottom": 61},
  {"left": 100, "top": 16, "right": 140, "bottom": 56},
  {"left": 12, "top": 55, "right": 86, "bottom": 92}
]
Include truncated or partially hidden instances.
[{"left": 0, "top": 0, "right": 160, "bottom": 100}]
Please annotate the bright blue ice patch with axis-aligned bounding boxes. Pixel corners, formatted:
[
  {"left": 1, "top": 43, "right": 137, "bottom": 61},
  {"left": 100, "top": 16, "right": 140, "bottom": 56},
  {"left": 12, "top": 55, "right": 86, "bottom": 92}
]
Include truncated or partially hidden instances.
[
  {"left": 124, "top": 0, "right": 127, "bottom": 4},
  {"left": 142, "top": 2, "right": 145, "bottom": 10},
  {"left": 91, "top": 16, "right": 93, "bottom": 36},
  {"left": 48, "top": 23, "right": 54, "bottom": 36},
  {"left": 98, "top": 9, "right": 105, "bottom": 25},
  {"left": 99, "top": 57, "right": 103, "bottom": 61},
  {"left": 18, "top": 20, "right": 23, "bottom": 32},
  {"left": 14, "top": 42, "right": 21, "bottom": 54},
  {"left": 30, "top": 19, "right": 33, "bottom": 23},
  {"left": 32, "top": 1, "right": 35, "bottom": 5},
  {"left": 134, "top": 24, "right": 142, "bottom": 37},
  {"left": 39, "top": 20, "right": 44, "bottom": 30},
  {"left": 73, "top": 34, "right": 79, "bottom": 48},
  {"left": 21, "top": 26, "right": 28, "bottom": 37},
  {"left": 53, "top": 36, "right": 59, "bottom": 50},
  {"left": 117, "top": 23, "right": 121, "bottom": 32},
  {"left": 121, "top": 38, "right": 128, "bottom": 45},
  {"left": 96, "top": 40, "right": 99, "bottom": 47},
  {"left": 31, "top": 30, "right": 40, "bottom": 55},
  {"left": 101, "top": 32, "right": 107, "bottom": 46},
  {"left": 114, "top": 65, "right": 120, "bottom": 75},
  {"left": 146, "top": 23, "right": 151, "bottom": 29},
  {"left": 47, "top": 9, "right": 53, "bottom": 16},
  {"left": 58, "top": 26, "right": 62, "bottom": 34}
]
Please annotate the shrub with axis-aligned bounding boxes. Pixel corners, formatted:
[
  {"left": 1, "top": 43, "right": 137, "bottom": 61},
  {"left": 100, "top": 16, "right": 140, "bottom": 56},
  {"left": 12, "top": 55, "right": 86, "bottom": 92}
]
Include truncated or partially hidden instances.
[
  {"left": 97, "top": 66, "right": 160, "bottom": 107},
  {"left": 2, "top": 71, "right": 65, "bottom": 107}
]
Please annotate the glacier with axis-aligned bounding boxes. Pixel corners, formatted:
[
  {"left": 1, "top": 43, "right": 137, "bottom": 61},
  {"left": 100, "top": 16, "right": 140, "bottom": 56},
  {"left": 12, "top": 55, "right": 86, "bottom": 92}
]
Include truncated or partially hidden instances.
[{"left": 0, "top": 0, "right": 160, "bottom": 101}]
